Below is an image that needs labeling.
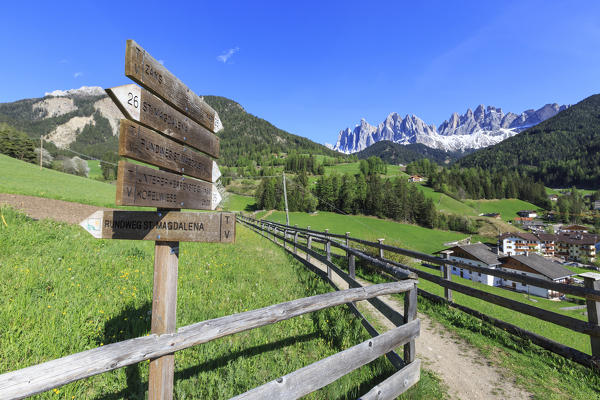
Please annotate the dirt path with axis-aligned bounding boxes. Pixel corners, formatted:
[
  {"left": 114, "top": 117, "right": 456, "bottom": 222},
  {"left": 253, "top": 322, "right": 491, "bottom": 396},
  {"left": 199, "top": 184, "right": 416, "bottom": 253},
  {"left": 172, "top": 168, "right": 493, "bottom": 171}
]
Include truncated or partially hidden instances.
[
  {"left": 2, "top": 194, "right": 532, "bottom": 399},
  {"left": 289, "top": 243, "right": 532, "bottom": 400},
  {"left": 258, "top": 209, "right": 275, "bottom": 220},
  {"left": 0, "top": 193, "right": 114, "bottom": 224}
]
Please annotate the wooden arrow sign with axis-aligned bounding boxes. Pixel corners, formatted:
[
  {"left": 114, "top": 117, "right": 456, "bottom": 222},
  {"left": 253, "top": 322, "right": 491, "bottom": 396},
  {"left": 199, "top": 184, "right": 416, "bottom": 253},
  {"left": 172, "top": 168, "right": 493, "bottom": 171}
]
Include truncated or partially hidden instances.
[
  {"left": 80, "top": 210, "right": 235, "bottom": 242},
  {"left": 119, "top": 120, "right": 220, "bottom": 182},
  {"left": 106, "top": 84, "right": 219, "bottom": 158},
  {"left": 116, "top": 161, "right": 221, "bottom": 210},
  {"left": 125, "top": 39, "right": 223, "bottom": 133}
]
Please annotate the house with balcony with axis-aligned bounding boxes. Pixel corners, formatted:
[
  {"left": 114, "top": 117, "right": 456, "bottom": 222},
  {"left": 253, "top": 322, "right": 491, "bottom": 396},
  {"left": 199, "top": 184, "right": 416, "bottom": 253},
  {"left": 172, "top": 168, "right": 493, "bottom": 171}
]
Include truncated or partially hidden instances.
[{"left": 499, "top": 232, "right": 543, "bottom": 256}]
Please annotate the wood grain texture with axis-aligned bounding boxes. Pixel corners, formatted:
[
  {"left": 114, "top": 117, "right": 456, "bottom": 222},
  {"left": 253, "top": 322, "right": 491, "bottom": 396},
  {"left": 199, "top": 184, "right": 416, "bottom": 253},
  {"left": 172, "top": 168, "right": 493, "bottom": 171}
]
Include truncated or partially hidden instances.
[
  {"left": 230, "top": 319, "right": 420, "bottom": 400},
  {"left": 80, "top": 211, "right": 235, "bottom": 242},
  {"left": 358, "top": 359, "right": 421, "bottom": 400},
  {"left": 0, "top": 282, "right": 414, "bottom": 399},
  {"left": 125, "top": 39, "right": 222, "bottom": 133},
  {"left": 148, "top": 241, "right": 179, "bottom": 400},
  {"left": 119, "top": 120, "right": 219, "bottom": 177},
  {"left": 107, "top": 85, "right": 219, "bottom": 157},
  {"left": 115, "top": 161, "right": 219, "bottom": 210},
  {"left": 584, "top": 277, "right": 600, "bottom": 356}
]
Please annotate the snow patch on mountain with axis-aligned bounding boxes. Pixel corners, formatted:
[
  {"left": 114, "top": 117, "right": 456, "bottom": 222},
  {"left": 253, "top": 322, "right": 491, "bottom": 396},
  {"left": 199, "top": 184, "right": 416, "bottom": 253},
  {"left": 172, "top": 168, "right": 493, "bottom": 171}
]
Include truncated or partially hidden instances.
[{"left": 333, "top": 103, "right": 567, "bottom": 153}]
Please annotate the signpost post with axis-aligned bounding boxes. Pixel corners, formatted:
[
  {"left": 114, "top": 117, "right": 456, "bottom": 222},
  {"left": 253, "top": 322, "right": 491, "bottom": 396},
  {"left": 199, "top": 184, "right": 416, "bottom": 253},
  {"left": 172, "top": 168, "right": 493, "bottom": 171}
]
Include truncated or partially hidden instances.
[{"left": 80, "top": 40, "right": 233, "bottom": 400}]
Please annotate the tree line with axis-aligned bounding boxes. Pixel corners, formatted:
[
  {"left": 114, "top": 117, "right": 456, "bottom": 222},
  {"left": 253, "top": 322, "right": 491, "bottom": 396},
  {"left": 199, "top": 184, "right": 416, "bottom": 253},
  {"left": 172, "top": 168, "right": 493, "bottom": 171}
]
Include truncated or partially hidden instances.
[{"left": 255, "top": 168, "right": 477, "bottom": 234}]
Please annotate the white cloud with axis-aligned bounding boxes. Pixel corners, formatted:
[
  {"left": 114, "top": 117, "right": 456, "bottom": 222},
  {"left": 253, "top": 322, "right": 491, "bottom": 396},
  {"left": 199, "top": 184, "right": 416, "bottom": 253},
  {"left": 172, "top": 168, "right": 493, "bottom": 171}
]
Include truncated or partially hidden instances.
[
  {"left": 158, "top": 59, "right": 165, "bottom": 65},
  {"left": 217, "top": 47, "right": 239, "bottom": 63},
  {"left": 74, "top": 72, "right": 83, "bottom": 78}
]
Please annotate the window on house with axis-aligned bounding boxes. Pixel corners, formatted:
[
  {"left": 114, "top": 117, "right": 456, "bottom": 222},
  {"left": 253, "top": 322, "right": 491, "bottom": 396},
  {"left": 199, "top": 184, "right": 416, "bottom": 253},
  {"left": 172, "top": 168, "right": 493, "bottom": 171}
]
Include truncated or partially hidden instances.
[{"left": 478, "top": 272, "right": 481, "bottom": 276}]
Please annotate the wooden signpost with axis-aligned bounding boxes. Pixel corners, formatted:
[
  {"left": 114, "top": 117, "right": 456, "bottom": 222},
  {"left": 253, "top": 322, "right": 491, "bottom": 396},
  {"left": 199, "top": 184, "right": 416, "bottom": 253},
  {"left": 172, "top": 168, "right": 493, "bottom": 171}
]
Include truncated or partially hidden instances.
[{"left": 80, "top": 39, "right": 234, "bottom": 400}]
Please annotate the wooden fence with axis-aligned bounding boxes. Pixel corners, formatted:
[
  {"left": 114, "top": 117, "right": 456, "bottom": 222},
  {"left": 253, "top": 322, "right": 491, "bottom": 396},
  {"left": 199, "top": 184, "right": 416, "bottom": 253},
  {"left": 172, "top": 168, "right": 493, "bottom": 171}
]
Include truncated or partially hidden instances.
[
  {"left": 238, "top": 215, "right": 600, "bottom": 372},
  {"left": 0, "top": 233, "right": 420, "bottom": 399}
]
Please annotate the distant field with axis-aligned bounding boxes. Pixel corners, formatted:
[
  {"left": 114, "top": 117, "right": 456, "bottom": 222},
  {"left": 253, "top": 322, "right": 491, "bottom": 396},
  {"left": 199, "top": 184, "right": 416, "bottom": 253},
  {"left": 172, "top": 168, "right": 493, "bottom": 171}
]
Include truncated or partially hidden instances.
[
  {"left": 417, "top": 184, "right": 478, "bottom": 216},
  {"left": 464, "top": 198, "right": 541, "bottom": 221},
  {"left": 0, "top": 154, "right": 116, "bottom": 207},
  {"left": 86, "top": 160, "right": 103, "bottom": 180},
  {"left": 546, "top": 187, "right": 597, "bottom": 195},
  {"left": 324, "top": 162, "right": 405, "bottom": 178},
  {"left": 221, "top": 193, "right": 256, "bottom": 211},
  {"left": 265, "top": 210, "right": 490, "bottom": 254}
]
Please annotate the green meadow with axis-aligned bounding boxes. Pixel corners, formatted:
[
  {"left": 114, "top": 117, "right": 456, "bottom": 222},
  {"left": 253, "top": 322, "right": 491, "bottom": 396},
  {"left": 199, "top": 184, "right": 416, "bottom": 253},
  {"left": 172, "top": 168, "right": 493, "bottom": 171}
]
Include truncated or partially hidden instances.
[
  {"left": 0, "top": 154, "right": 116, "bottom": 207},
  {"left": 221, "top": 193, "right": 256, "bottom": 211},
  {"left": 0, "top": 206, "right": 444, "bottom": 399},
  {"left": 464, "top": 198, "right": 541, "bottom": 221},
  {"left": 264, "top": 210, "right": 489, "bottom": 254},
  {"left": 417, "top": 184, "right": 478, "bottom": 216}
]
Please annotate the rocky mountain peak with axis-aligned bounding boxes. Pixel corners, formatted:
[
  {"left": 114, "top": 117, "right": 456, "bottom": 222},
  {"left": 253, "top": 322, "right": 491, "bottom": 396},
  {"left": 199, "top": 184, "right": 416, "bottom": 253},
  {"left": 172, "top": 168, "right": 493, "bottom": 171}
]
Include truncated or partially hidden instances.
[{"left": 333, "top": 102, "right": 568, "bottom": 153}]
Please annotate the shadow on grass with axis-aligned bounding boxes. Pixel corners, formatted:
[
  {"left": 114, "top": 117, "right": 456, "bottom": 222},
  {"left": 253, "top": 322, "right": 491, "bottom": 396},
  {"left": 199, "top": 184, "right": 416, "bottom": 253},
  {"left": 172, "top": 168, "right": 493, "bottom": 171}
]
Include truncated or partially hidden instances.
[
  {"left": 95, "top": 302, "right": 152, "bottom": 400},
  {"left": 93, "top": 331, "right": 319, "bottom": 400}
]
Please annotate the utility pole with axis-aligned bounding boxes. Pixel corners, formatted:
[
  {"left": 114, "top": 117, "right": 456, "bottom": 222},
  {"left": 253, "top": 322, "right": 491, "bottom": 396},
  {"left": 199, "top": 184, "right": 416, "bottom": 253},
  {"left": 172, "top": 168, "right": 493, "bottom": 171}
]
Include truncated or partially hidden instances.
[
  {"left": 282, "top": 171, "right": 290, "bottom": 226},
  {"left": 39, "top": 136, "right": 43, "bottom": 170}
]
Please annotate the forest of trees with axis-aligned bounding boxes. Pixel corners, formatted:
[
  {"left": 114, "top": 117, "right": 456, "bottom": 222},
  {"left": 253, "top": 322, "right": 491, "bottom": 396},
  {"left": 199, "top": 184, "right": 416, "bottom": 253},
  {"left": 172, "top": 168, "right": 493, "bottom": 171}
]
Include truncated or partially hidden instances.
[
  {"left": 255, "top": 163, "right": 477, "bottom": 233},
  {"left": 458, "top": 94, "right": 600, "bottom": 188},
  {"left": 405, "top": 159, "right": 551, "bottom": 209}
]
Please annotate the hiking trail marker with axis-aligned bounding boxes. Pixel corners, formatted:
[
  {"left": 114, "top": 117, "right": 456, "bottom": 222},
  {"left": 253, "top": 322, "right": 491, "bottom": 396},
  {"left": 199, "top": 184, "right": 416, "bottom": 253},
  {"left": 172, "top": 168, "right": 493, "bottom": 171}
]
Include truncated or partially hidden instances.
[{"left": 80, "top": 39, "right": 233, "bottom": 400}]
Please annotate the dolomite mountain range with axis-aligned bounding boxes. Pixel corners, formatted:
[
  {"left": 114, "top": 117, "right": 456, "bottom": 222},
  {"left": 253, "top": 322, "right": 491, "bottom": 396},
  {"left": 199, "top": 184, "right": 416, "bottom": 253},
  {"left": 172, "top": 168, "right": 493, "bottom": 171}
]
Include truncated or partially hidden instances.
[{"left": 332, "top": 103, "right": 569, "bottom": 153}]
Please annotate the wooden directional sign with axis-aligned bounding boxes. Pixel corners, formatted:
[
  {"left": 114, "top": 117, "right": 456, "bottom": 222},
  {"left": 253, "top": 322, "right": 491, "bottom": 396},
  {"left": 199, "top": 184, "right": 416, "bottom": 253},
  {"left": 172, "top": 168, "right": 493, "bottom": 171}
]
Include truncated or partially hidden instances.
[
  {"left": 125, "top": 39, "right": 223, "bottom": 133},
  {"left": 80, "top": 210, "right": 235, "bottom": 242},
  {"left": 106, "top": 84, "right": 220, "bottom": 158},
  {"left": 116, "top": 161, "right": 221, "bottom": 210},
  {"left": 119, "top": 120, "right": 220, "bottom": 182}
]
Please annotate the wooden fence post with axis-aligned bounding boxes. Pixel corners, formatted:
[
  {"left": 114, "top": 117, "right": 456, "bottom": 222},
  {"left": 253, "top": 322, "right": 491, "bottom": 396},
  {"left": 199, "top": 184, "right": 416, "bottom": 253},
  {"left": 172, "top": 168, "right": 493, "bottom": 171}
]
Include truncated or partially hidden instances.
[
  {"left": 148, "top": 240, "right": 179, "bottom": 400},
  {"left": 307, "top": 233, "right": 312, "bottom": 263},
  {"left": 345, "top": 232, "right": 350, "bottom": 260},
  {"left": 294, "top": 225, "right": 298, "bottom": 254},
  {"left": 441, "top": 250, "right": 453, "bottom": 302},
  {"left": 325, "top": 229, "right": 332, "bottom": 280},
  {"left": 403, "top": 282, "right": 417, "bottom": 364},
  {"left": 378, "top": 239, "right": 385, "bottom": 259},
  {"left": 349, "top": 254, "right": 355, "bottom": 279},
  {"left": 582, "top": 272, "right": 600, "bottom": 357},
  {"left": 283, "top": 229, "right": 287, "bottom": 250}
]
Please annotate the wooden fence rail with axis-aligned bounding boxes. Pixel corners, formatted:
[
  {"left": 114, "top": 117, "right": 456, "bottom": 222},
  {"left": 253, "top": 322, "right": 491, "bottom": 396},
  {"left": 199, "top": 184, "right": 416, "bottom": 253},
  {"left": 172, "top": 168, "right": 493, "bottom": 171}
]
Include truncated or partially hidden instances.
[
  {"left": 241, "top": 215, "right": 600, "bottom": 371},
  {"left": 0, "top": 246, "right": 419, "bottom": 399}
]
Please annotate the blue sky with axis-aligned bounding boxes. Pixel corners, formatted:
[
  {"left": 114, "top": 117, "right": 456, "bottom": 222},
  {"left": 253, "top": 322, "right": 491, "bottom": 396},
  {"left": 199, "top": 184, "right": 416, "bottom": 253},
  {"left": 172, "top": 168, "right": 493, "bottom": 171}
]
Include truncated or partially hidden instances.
[{"left": 1, "top": 1, "right": 599, "bottom": 145}]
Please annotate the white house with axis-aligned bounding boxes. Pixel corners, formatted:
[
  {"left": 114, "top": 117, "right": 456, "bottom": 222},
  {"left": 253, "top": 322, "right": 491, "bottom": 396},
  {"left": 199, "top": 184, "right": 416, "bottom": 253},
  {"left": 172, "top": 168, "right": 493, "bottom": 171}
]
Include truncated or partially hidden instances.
[
  {"left": 498, "top": 254, "right": 574, "bottom": 298},
  {"left": 436, "top": 243, "right": 502, "bottom": 286}
]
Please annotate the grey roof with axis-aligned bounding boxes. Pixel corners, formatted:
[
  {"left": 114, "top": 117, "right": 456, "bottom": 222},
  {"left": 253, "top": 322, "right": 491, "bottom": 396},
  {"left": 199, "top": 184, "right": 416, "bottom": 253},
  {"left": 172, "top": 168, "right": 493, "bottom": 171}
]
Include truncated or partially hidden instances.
[
  {"left": 500, "top": 254, "right": 574, "bottom": 280},
  {"left": 455, "top": 243, "right": 501, "bottom": 266}
]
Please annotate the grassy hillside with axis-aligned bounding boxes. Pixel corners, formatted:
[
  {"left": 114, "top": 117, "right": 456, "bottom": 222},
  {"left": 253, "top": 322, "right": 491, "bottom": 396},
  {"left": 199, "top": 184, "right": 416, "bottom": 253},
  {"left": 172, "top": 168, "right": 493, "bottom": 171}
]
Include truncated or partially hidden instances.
[
  {"left": 264, "top": 210, "right": 488, "bottom": 254},
  {"left": 417, "top": 184, "right": 478, "bottom": 216},
  {"left": 0, "top": 207, "right": 448, "bottom": 399},
  {"left": 464, "top": 198, "right": 541, "bottom": 221},
  {"left": 0, "top": 153, "right": 115, "bottom": 207}
]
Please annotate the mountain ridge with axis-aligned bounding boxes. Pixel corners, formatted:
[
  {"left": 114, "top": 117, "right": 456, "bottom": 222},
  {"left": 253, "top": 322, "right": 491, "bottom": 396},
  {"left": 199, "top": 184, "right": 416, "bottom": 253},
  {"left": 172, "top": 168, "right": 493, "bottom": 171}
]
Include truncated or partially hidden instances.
[
  {"left": 0, "top": 88, "right": 338, "bottom": 166},
  {"left": 334, "top": 103, "right": 568, "bottom": 153}
]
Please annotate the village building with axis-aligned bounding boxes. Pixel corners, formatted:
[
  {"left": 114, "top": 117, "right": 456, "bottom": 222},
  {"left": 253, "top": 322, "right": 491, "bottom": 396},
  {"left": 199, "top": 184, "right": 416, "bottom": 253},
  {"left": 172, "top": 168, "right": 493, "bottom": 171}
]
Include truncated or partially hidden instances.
[
  {"left": 499, "top": 232, "right": 543, "bottom": 256},
  {"left": 559, "top": 224, "right": 589, "bottom": 233},
  {"left": 499, "top": 231, "right": 599, "bottom": 262},
  {"left": 408, "top": 175, "right": 425, "bottom": 183},
  {"left": 435, "top": 243, "right": 501, "bottom": 286},
  {"left": 594, "top": 200, "right": 600, "bottom": 210},
  {"left": 498, "top": 254, "right": 574, "bottom": 298},
  {"left": 481, "top": 213, "right": 501, "bottom": 219},
  {"left": 548, "top": 194, "right": 559, "bottom": 202},
  {"left": 517, "top": 210, "right": 538, "bottom": 218}
]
